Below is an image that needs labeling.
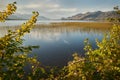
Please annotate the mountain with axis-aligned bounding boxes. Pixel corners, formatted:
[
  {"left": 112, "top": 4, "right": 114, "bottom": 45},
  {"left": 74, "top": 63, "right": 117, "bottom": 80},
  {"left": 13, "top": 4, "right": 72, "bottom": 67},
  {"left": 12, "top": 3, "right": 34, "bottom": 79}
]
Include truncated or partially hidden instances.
[
  {"left": 62, "top": 11, "right": 120, "bottom": 21},
  {"left": 7, "top": 14, "right": 49, "bottom": 20}
]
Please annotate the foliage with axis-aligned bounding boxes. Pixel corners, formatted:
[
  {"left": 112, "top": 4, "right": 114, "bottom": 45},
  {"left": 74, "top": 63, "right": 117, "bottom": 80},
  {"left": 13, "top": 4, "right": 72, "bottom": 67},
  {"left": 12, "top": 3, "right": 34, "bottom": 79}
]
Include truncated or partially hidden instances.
[
  {"left": 0, "top": 2, "right": 17, "bottom": 22},
  {"left": 57, "top": 9, "right": 120, "bottom": 80},
  {"left": 0, "top": 2, "right": 44, "bottom": 80},
  {"left": 0, "top": 2, "right": 120, "bottom": 80},
  {"left": 107, "top": 6, "right": 120, "bottom": 23},
  {"left": 63, "top": 24, "right": 120, "bottom": 80}
]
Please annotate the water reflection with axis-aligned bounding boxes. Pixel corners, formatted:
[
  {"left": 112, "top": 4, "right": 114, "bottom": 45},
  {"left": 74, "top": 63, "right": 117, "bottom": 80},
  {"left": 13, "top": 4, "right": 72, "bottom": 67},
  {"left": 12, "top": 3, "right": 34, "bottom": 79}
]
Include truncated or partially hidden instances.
[
  {"left": 0, "top": 26, "right": 110, "bottom": 67},
  {"left": 26, "top": 26, "right": 108, "bottom": 41}
]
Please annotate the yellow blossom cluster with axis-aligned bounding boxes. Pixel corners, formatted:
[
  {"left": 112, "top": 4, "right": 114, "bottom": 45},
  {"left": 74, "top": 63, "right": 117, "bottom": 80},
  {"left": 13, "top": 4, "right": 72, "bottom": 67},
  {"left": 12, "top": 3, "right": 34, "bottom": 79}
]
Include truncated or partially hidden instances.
[{"left": 0, "top": 2, "right": 17, "bottom": 22}]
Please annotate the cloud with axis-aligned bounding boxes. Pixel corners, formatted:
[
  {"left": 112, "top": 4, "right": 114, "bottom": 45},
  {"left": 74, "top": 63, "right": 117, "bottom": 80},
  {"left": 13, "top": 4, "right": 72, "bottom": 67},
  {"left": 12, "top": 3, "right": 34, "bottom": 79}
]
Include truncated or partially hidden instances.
[
  {"left": 47, "top": 8, "right": 78, "bottom": 12},
  {"left": 0, "top": 1, "right": 7, "bottom": 10},
  {"left": 3, "top": 0, "right": 118, "bottom": 19},
  {"left": 18, "top": 2, "right": 78, "bottom": 12},
  {"left": 18, "top": 3, "right": 60, "bottom": 9},
  {"left": 24, "top": 4, "right": 42, "bottom": 9},
  {"left": 17, "top": 2, "right": 79, "bottom": 18}
]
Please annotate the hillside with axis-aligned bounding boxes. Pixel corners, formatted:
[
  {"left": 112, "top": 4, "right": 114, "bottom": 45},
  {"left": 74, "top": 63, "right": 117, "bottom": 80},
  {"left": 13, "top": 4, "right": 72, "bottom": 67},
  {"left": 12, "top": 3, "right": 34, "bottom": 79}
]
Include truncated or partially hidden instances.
[
  {"left": 62, "top": 11, "right": 120, "bottom": 21},
  {"left": 7, "top": 13, "right": 49, "bottom": 20}
]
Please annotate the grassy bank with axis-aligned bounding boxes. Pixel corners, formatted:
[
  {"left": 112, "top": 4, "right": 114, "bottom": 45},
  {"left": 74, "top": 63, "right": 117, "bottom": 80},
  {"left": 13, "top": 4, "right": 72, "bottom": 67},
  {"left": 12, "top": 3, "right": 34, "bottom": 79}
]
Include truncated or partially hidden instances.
[{"left": 36, "top": 22, "right": 112, "bottom": 29}]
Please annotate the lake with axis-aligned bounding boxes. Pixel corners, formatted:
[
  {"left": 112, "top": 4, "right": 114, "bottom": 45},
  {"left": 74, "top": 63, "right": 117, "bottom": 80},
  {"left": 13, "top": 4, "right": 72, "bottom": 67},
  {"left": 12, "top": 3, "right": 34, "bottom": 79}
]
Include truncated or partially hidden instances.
[{"left": 0, "top": 20, "right": 110, "bottom": 67}]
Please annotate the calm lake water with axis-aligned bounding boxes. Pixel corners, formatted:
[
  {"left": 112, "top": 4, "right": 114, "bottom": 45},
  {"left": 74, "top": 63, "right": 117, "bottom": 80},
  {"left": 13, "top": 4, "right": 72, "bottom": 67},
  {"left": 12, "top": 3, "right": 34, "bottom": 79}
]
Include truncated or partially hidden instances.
[{"left": 0, "top": 20, "right": 109, "bottom": 67}]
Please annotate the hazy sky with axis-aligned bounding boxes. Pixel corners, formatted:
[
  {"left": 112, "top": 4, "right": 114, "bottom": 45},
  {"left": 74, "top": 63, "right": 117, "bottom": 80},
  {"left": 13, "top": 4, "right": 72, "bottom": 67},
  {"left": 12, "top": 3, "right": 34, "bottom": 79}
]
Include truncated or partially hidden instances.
[{"left": 0, "top": 0, "right": 120, "bottom": 19}]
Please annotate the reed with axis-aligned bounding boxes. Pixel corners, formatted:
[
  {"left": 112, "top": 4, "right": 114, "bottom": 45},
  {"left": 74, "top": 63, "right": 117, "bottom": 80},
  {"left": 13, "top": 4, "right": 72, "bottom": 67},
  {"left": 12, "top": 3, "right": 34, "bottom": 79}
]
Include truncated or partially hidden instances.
[{"left": 36, "top": 22, "right": 112, "bottom": 29}]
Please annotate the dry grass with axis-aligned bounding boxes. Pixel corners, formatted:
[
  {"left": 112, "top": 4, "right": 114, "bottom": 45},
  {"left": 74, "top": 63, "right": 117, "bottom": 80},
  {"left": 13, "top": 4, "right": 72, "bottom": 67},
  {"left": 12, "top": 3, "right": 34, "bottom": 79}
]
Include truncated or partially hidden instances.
[
  {"left": 0, "top": 22, "right": 112, "bottom": 31},
  {"left": 36, "top": 22, "right": 112, "bottom": 29},
  {"left": 51, "top": 22, "right": 112, "bottom": 28}
]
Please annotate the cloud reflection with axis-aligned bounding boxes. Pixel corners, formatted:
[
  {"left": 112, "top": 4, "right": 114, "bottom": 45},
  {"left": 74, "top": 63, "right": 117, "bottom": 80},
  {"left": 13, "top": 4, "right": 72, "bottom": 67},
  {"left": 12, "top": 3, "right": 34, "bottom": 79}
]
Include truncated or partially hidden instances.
[{"left": 26, "top": 29, "right": 62, "bottom": 42}]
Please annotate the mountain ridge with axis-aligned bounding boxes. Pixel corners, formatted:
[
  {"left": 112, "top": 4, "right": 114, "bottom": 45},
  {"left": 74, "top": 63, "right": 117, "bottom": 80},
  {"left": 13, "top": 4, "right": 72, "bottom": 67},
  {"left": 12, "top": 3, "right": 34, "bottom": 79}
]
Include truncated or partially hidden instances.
[
  {"left": 61, "top": 11, "right": 120, "bottom": 21},
  {"left": 7, "top": 13, "right": 49, "bottom": 20}
]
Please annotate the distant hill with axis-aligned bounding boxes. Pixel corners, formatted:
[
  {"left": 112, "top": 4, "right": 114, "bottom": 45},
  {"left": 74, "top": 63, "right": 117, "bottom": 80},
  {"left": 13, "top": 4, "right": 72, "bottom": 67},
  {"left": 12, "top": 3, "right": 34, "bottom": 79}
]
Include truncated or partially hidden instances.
[
  {"left": 7, "top": 14, "right": 49, "bottom": 20},
  {"left": 62, "top": 11, "right": 120, "bottom": 21}
]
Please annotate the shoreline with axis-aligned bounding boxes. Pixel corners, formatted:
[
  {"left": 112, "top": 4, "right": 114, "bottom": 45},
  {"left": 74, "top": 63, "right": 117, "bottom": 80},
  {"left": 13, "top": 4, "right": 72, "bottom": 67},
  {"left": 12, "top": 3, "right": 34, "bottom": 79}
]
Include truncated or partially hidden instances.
[
  {"left": 36, "top": 22, "right": 112, "bottom": 29},
  {"left": 0, "top": 21, "right": 112, "bottom": 28}
]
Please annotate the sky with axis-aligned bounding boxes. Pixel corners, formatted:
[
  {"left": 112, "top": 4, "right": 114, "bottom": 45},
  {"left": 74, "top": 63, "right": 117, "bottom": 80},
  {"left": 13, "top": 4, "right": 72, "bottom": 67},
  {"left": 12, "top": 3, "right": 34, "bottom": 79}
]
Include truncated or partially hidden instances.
[{"left": 0, "top": 0, "right": 120, "bottom": 19}]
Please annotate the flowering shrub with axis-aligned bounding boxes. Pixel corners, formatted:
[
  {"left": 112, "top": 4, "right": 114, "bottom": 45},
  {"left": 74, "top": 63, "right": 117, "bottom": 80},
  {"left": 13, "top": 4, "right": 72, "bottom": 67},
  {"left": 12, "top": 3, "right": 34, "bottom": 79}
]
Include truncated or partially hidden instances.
[
  {"left": 0, "top": 2, "right": 42, "bottom": 80},
  {"left": 0, "top": 2, "right": 120, "bottom": 80}
]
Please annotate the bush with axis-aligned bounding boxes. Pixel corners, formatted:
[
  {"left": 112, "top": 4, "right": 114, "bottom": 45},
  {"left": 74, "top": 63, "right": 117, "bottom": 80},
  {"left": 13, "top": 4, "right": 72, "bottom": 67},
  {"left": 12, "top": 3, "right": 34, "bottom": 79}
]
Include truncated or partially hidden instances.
[
  {"left": 0, "top": 2, "right": 43, "bottom": 80},
  {"left": 0, "top": 2, "right": 120, "bottom": 80}
]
